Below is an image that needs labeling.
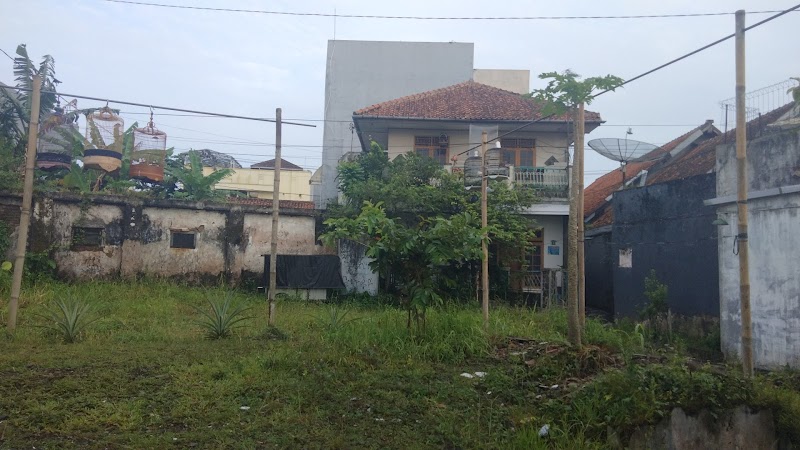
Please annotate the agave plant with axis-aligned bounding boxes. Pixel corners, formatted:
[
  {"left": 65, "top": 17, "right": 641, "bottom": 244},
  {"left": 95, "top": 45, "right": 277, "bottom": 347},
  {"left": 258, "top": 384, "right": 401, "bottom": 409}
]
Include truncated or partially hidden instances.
[
  {"left": 35, "top": 296, "right": 100, "bottom": 343},
  {"left": 313, "top": 304, "right": 361, "bottom": 331},
  {"left": 193, "top": 292, "right": 254, "bottom": 339}
]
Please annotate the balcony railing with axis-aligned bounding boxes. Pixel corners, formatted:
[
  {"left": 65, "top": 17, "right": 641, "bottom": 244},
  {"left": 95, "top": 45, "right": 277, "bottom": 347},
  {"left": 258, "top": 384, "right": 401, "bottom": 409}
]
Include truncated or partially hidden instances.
[
  {"left": 512, "top": 166, "right": 569, "bottom": 198},
  {"left": 445, "top": 165, "right": 570, "bottom": 198}
]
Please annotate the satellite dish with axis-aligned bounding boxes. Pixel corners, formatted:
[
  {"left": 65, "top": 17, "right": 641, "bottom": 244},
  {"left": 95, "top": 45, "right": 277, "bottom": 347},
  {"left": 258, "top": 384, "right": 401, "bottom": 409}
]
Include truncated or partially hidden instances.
[{"left": 588, "top": 137, "right": 659, "bottom": 185}]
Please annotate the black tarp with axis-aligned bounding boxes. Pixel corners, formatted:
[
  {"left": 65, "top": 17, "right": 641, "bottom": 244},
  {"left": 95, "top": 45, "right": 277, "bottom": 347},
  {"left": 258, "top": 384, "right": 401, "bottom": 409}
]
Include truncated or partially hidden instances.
[{"left": 262, "top": 255, "right": 346, "bottom": 289}]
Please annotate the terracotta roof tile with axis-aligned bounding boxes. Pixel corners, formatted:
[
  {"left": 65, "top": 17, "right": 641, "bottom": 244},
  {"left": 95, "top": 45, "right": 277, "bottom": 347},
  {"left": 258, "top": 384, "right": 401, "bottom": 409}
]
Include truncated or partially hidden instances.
[
  {"left": 225, "top": 197, "right": 316, "bottom": 210},
  {"left": 354, "top": 80, "right": 601, "bottom": 122},
  {"left": 646, "top": 102, "right": 795, "bottom": 185},
  {"left": 584, "top": 160, "right": 655, "bottom": 219},
  {"left": 584, "top": 121, "right": 722, "bottom": 225}
]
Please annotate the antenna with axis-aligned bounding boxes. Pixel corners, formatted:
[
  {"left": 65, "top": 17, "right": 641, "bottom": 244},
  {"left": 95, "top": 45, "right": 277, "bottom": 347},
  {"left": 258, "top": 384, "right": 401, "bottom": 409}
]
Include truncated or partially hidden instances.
[{"left": 587, "top": 135, "right": 658, "bottom": 186}]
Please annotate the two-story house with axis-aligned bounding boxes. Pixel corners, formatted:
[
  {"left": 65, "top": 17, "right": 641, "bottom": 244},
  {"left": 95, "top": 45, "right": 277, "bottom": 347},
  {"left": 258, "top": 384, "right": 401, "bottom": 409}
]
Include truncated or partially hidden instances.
[{"left": 352, "top": 80, "right": 603, "bottom": 296}]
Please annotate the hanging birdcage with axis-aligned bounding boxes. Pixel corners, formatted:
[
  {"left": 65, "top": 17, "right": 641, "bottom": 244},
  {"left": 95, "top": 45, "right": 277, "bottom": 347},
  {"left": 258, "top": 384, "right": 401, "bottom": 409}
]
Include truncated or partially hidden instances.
[
  {"left": 130, "top": 113, "right": 167, "bottom": 182},
  {"left": 83, "top": 106, "right": 124, "bottom": 172},
  {"left": 463, "top": 154, "right": 483, "bottom": 187},
  {"left": 37, "top": 102, "right": 80, "bottom": 170},
  {"left": 485, "top": 146, "right": 508, "bottom": 178}
]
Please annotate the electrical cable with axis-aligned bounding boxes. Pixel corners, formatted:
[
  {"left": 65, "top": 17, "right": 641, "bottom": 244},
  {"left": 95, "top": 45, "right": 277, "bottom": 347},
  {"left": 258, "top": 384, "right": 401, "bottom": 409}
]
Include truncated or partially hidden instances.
[
  {"left": 100, "top": 1, "right": 795, "bottom": 21},
  {"left": 3, "top": 86, "right": 316, "bottom": 127},
  {"left": 592, "top": 4, "right": 800, "bottom": 99}
]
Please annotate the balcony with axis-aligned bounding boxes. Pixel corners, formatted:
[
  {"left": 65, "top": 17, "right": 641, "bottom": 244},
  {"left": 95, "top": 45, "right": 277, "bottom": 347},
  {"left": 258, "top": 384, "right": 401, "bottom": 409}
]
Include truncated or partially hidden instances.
[
  {"left": 511, "top": 166, "right": 570, "bottom": 199},
  {"left": 445, "top": 165, "right": 570, "bottom": 199}
]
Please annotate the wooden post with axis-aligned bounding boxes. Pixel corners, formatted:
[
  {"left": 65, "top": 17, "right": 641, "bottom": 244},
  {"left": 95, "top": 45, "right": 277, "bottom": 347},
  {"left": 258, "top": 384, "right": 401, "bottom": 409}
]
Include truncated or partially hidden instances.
[
  {"left": 735, "top": 10, "right": 753, "bottom": 377},
  {"left": 7, "top": 75, "right": 42, "bottom": 332},
  {"left": 566, "top": 107, "right": 582, "bottom": 347},
  {"left": 481, "top": 131, "right": 490, "bottom": 329},
  {"left": 576, "top": 102, "right": 586, "bottom": 329},
  {"left": 268, "top": 108, "right": 282, "bottom": 327}
]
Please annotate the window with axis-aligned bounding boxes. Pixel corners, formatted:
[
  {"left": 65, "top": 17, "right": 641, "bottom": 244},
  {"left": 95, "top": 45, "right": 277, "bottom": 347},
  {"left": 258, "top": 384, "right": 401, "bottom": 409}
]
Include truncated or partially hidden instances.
[
  {"left": 72, "top": 227, "right": 103, "bottom": 248},
  {"left": 414, "top": 136, "right": 449, "bottom": 165},
  {"left": 500, "top": 138, "right": 536, "bottom": 168},
  {"left": 171, "top": 231, "right": 196, "bottom": 249}
]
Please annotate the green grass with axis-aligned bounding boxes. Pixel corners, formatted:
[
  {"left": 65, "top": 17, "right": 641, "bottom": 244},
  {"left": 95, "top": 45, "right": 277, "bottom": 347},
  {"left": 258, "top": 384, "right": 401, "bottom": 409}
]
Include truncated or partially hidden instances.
[{"left": 0, "top": 280, "right": 797, "bottom": 449}]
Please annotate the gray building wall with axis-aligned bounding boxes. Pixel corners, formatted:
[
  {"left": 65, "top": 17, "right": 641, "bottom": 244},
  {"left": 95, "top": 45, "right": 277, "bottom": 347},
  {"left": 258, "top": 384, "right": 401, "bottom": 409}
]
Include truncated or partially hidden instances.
[
  {"left": 318, "top": 40, "right": 474, "bottom": 208},
  {"left": 714, "top": 123, "right": 800, "bottom": 369}
]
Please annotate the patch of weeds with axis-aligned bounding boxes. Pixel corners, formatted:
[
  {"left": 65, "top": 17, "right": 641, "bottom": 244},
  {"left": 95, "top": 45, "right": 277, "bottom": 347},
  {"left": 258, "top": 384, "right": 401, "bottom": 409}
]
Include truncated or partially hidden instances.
[
  {"left": 312, "top": 304, "right": 361, "bottom": 331},
  {"left": 753, "top": 369, "right": 800, "bottom": 444},
  {"left": 192, "top": 291, "right": 254, "bottom": 339},
  {"left": 33, "top": 295, "right": 101, "bottom": 343},
  {"left": 258, "top": 325, "right": 289, "bottom": 341}
]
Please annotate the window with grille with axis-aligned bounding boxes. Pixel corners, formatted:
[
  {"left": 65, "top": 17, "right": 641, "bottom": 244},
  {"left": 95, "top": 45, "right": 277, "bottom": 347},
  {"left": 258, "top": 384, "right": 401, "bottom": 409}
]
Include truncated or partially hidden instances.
[
  {"left": 414, "top": 136, "right": 448, "bottom": 165},
  {"left": 71, "top": 227, "right": 104, "bottom": 248},
  {"left": 500, "top": 138, "right": 536, "bottom": 168},
  {"left": 170, "top": 231, "right": 196, "bottom": 249}
]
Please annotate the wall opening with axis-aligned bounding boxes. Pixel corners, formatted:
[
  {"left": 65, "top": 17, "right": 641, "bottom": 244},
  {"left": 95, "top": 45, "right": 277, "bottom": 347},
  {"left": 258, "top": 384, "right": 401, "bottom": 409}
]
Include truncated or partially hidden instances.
[
  {"left": 170, "top": 231, "right": 196, "bottom": 249},
  {"left": 71, "top": 227, "right": 104, "bottom": 249}
]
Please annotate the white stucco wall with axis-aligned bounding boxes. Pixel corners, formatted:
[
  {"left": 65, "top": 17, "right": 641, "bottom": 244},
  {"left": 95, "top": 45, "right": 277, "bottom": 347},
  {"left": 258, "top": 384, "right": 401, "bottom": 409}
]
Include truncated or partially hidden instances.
[{"left": 714, "top": 124, "right": 800, "bottom": 368}]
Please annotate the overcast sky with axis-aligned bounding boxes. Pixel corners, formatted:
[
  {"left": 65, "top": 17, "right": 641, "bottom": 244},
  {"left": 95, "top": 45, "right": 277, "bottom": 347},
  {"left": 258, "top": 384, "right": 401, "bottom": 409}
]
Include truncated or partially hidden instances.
[{"left": 1, "top": 0, "right": 798, "bottom": 184}]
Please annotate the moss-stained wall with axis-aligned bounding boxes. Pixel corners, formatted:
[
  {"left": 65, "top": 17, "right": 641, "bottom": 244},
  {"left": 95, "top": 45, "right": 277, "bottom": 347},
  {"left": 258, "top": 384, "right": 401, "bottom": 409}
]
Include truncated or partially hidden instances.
[{"left": 0, "top": 193, "right": 328, "bottom": 284}]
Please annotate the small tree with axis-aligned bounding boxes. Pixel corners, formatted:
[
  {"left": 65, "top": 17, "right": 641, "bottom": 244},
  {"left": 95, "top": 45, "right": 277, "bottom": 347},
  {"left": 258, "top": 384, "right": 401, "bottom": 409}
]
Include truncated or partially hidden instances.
[
  {"left": 323, "top": 142, "right": 537, "bottom": 329},
  {"left": 166, "top": 150, "right": 233, "bottom": 201},
  {"left": 530, "top": 70, "right": 623, "bottom": 347}
]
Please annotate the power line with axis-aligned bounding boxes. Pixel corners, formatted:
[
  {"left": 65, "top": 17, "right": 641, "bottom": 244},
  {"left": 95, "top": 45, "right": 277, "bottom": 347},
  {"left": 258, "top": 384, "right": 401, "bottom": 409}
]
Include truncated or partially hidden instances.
[
  {"left": 593, "top": 4, "right": 800, "bottom": 99},
  {"left": 0, "top": 48, "right": 13, "bottom": 61},
  {"left": 5, "top": 86, "right": 316, "bottom": 127},
  {"left": 100, "top": 1, "right": 795, "bottom": 21}
]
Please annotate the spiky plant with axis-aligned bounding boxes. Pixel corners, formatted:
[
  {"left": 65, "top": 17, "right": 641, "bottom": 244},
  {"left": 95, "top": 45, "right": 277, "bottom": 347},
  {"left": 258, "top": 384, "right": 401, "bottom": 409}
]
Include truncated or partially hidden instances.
[
  {"left": 35, "top": 296, "right": 100, "bottom": 343},
  {"left": 192, "top": 292, "right": 254, "bottom": 339}
]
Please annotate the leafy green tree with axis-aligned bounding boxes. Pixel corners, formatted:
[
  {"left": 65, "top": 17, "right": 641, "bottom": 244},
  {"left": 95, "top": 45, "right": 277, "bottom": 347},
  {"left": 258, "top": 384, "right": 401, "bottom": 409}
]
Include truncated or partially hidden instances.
[
  {"left": 0, "top": 44, "right": 61, "bottom": 157},
  {"left": 530, "top": 69, "right": 623, "bottom": 347},
  {"left": 322, "top": 142, "right": 538, "bottom": 328},
  {"left": 166, "top": 150, "right": 233, "bottom": 201}
]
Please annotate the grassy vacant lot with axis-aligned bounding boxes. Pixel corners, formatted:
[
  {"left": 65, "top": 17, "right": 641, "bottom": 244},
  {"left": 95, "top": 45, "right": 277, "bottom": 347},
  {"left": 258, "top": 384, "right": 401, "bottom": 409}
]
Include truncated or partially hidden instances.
[{"left": 1, "top": 280, "right": 799, "bottom": 449}]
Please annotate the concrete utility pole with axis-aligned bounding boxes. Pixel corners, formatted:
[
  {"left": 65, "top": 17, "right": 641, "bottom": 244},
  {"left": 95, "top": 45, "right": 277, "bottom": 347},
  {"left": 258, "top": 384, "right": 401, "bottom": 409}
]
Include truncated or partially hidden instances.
[
  {"left": 576, "top": 102, "right": 586, "bottom": 329},
  {"left": 268, "top": 107, "right": 282, "bottom": 327},
  {"left": 481, "top": 131, "right": 490, "bottom": 329},
  {"left": 735, "top": 10, "right": 753, "bottom": 377},
  {"left": 7, "top": 75, "right": 42, "bottom": 332}
]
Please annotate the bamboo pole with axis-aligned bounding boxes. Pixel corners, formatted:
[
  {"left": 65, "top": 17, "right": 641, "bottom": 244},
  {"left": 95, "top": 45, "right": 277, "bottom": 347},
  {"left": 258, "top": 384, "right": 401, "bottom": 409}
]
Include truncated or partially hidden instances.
[
  {"left": 566, "top": 107, "right": 582, "bottom": 347},
  {"left": 268, "top": 108, "right": 282, "bottom": 327},
  {"left": 7, "top": 75, "right": 42, "bottom": 332},
  {"left": 735, "top": 10, "right": 753, "bottom": 377},
  {"left": 481, "top": 131, "right": 490, "bottom": 329},
  {"left": 576, "top": 102, "right": 586, "bottom": 329}
]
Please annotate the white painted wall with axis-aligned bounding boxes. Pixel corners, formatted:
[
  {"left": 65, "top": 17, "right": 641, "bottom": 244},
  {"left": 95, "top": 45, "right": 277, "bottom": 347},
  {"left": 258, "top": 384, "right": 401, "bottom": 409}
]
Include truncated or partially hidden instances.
[{"left": 714, "top": 123, "right": 800, "bottom": 368}]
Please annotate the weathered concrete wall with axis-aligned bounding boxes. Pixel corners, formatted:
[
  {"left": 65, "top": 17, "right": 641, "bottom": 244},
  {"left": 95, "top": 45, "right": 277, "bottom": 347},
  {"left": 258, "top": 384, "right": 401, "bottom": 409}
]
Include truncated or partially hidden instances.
[
  {"left": 714, "top": 124, "right": 800, "bottom": 368},
  {"left": 0, "top": 193, "right": 327, "bottom": 285},
  {"left": 319, "top": 40, "right": 474, "bottom": 208},
  {"left": 611, "top": 174, "right": 719, "bottom": 318},
  {"left": 338, "top": 239, "right": 378, "bottom": 295},
  {"left": 616, "top": 406, "right": 779, "bottom": 450}
]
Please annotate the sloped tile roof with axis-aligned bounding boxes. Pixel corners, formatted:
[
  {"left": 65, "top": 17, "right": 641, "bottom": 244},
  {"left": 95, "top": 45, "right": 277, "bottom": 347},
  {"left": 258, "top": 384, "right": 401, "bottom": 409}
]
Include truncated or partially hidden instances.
[
  {"left": 354, "top": 80, "right": 602, "bottom": 122},
  {"left": 250, "top": 158, "right": 305, "bottom": 171},
  {"left": 584, "top": 123, "right": 712, "bottom": 223},
  {"left": 646, "top": 102, "right": 795, "bottom": 185}
]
